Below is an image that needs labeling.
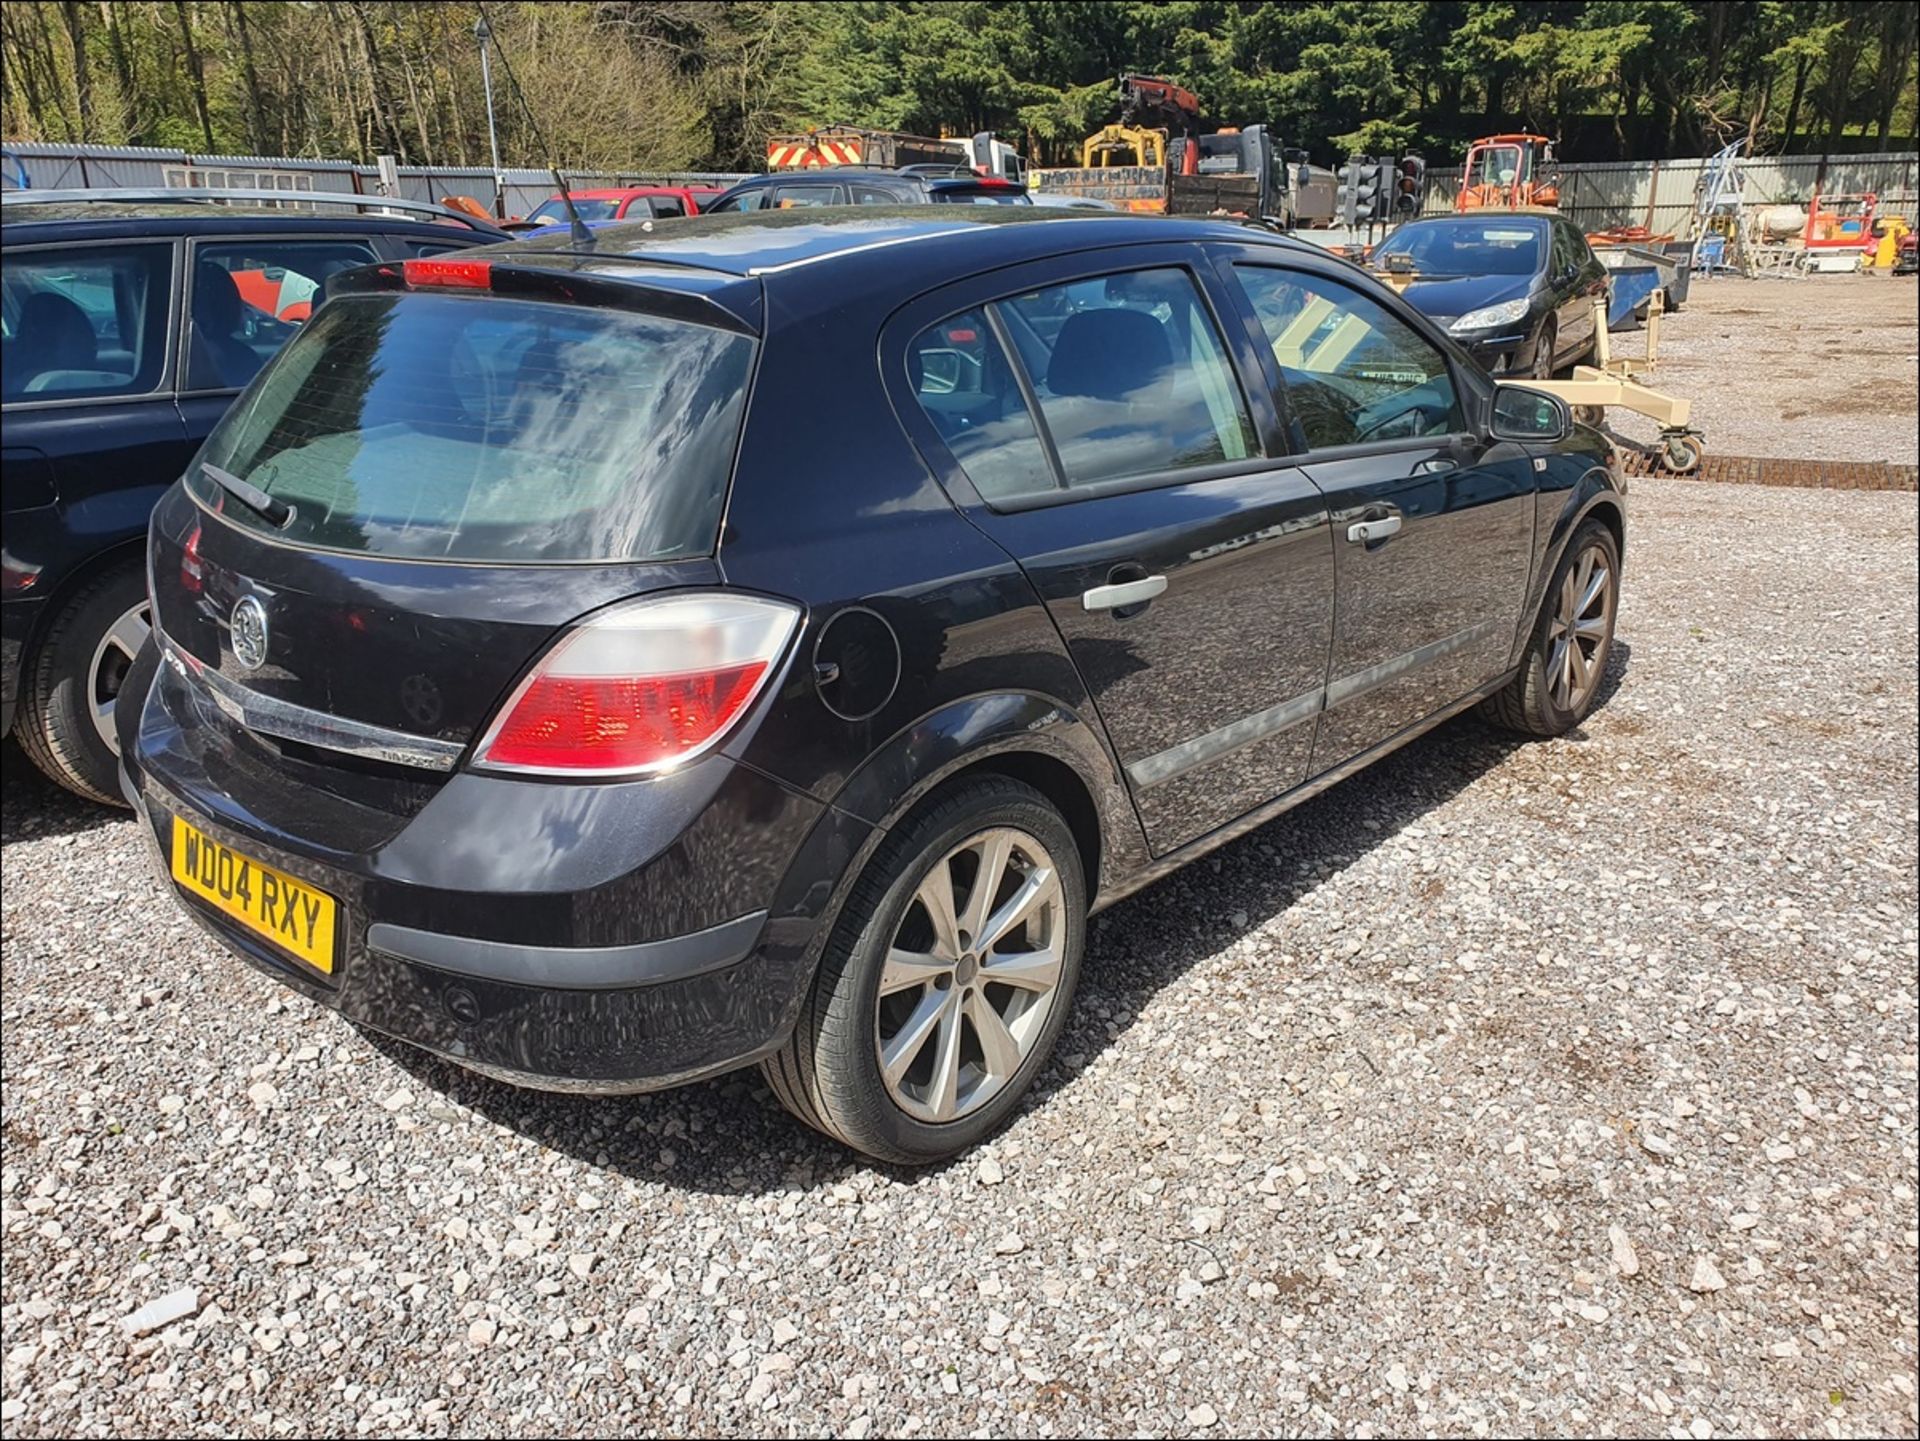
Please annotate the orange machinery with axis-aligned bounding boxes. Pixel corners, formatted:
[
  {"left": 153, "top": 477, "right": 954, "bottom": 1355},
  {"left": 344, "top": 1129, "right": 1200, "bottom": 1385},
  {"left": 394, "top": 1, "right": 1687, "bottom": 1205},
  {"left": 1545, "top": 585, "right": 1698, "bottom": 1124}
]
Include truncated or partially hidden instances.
[{"left": 1456, "top": 134, "right": 1561, "bottom": 211}]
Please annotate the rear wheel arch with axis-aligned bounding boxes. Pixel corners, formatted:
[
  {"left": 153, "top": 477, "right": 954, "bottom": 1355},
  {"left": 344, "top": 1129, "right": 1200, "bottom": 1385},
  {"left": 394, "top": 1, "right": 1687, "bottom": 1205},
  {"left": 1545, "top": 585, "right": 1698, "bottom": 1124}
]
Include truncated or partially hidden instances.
[{"left": 822, "top": 692, "right": 1139, "bottom": 907}]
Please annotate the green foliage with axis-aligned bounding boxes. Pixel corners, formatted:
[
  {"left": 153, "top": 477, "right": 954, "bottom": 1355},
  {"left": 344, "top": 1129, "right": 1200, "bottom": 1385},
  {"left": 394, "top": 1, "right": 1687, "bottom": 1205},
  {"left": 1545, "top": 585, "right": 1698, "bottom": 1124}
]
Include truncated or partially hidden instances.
[{"left": 1, "top": 1, "right": 1914, "bottom": 168}]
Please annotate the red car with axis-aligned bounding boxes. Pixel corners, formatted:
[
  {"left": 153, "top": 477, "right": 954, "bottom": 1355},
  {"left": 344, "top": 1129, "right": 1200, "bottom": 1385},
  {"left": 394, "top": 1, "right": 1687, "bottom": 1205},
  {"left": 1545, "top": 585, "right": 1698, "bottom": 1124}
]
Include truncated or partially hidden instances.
[{"left": 519, "top": 186, "right": 722, "bottom": 228}]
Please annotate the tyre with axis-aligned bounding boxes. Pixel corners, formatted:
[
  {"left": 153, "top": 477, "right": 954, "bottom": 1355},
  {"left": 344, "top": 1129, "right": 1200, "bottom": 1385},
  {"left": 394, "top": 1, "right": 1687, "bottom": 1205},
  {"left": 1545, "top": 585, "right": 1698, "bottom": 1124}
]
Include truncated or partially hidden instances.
[
  {"left": 1528, "top": 318, "right": 1557, "bottom": 380},
  {"left": 1480, "top": 519, "right": 1620, "bottom": 737},
  {"left": 763, "top": 776, "right": 1086, "bottom": 1164},
  {"left": 15, "top": 562, "right": 150, "bottom": 807}
]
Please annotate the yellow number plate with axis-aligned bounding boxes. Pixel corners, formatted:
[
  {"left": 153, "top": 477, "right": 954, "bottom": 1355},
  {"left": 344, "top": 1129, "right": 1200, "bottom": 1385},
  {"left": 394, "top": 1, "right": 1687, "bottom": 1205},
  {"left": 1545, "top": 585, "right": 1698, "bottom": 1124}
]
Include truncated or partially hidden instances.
[{"left": 170, "top": 816, "right": 338, "bottom": 973}]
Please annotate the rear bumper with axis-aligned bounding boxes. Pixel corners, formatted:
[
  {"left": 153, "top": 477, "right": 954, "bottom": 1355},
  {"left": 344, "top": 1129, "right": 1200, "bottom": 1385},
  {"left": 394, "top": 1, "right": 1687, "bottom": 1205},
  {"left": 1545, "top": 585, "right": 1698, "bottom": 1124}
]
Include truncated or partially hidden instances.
[{"left": 125, "top": 655, "right": 874, "bottom": 1093}]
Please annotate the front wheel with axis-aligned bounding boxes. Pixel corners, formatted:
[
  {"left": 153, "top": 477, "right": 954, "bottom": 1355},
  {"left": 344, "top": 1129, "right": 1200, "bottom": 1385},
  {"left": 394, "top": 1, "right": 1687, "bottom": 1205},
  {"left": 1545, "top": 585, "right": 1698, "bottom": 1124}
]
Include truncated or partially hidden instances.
[
  {"left": 1528, "top": 319, "right": 1558, "bottom": 380},
  {"left": 1480, "top": 519, "right": 1621, "bottom": 736},
  {"left": 763, "top": 776, "right": 1086, "bottom": 1164}
]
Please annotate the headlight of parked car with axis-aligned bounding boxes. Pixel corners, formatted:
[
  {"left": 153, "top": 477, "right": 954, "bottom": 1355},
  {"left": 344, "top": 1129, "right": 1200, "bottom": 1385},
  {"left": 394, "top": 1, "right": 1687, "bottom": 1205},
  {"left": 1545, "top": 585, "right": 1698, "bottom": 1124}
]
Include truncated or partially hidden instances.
[{"left": 1450, "top": 298, "right": 1530, "bottom": 333}]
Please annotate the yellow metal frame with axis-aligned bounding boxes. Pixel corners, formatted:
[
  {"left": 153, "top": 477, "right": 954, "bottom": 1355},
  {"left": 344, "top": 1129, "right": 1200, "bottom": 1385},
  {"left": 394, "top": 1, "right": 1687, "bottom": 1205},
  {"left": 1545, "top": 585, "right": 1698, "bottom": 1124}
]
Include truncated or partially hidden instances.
[
  {"left": 1081, "top": 124, "right": 1167, "bottom": 169},
  {"left": 1517, "top": 293, "right": 1689, "bottom": 425}
]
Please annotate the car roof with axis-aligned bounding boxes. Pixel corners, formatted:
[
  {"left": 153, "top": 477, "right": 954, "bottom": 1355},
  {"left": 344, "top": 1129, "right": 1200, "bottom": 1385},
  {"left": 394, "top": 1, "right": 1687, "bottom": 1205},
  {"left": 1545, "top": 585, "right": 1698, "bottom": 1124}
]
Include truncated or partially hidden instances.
[
  {"left": 0, "top": 200, "right": 491, "bottom": 241},
  {"left": 490, "top": 204, "right": 1315, "bottom": 283},
  {"left": 552, "top": 186, "right": 720, "bottom": 200}
]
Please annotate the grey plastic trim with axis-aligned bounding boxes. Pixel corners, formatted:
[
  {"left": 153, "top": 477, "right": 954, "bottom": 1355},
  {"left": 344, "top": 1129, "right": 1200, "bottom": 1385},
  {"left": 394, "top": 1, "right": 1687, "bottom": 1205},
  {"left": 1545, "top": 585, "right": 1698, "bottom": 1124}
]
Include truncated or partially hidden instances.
[
  {"left": 367, "top": 910, "right": 768, "bottom": 991},
  {"left": 1325, "top": 620, "right": 1503, "bottom": 709},
  {"left": 1126, "top": 685, "right": 1324, "bottom": 790}
]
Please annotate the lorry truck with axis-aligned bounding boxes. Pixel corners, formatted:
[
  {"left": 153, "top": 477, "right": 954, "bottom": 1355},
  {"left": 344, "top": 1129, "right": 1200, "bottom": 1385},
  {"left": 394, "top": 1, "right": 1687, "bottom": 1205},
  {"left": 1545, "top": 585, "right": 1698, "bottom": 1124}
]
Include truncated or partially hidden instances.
[{"left": 765, "top": 126, "right": 1027, "bottom": 183}]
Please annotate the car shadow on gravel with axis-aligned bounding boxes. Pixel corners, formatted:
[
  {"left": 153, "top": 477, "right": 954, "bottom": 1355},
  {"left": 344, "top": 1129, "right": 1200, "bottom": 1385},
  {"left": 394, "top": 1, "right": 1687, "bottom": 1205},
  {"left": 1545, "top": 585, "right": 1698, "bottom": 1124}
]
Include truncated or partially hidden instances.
[
  {"left": 0, "top": 739, "right": 129, "bottom": 846},
  {"left": 343, "top": 643, "right": 1631, "bottom": 1195}
]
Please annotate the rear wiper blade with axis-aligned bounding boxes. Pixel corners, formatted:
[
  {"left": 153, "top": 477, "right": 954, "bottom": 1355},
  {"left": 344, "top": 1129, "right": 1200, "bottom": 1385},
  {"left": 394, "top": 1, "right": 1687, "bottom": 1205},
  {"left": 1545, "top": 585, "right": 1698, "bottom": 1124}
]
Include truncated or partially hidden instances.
[{"left": 200, "top": 462, "right": 292, "bottom": 528}]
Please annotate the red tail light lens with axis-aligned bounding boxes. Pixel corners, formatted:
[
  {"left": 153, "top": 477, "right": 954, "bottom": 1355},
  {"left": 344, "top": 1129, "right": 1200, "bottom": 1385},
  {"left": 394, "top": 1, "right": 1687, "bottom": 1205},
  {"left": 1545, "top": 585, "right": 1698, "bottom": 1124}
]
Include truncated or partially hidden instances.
[
  {"left": 473, "top": 594, "right": 800, "bottom": 776},
  {"left": 402, "top": 258, "right": 493, "bottom": 289},
  {"left": 179, "top": 524, "right": 205, "bottom": 594}
]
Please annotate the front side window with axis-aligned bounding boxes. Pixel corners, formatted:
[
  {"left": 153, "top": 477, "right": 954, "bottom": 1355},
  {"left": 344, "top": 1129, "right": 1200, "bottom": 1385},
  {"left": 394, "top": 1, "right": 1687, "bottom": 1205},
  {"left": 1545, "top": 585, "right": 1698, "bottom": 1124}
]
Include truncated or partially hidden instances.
[
  {"left": 1, "top": 244, "right": 171, "bottom": 401},
  {"left": 645, "top": 196, "right": 685, "bottom": 218},
  {"left": 188, "top": 240, "right": 378, "bottom": 391},
  {"left": 1235, "top": 265, "right": 1463, "bottom": 450},
  {"left": 999, "top": 268, "right": 1255, "bottom": 486},
  {"left": 187, "top": 292, "right": 754, "bottom": 563}
]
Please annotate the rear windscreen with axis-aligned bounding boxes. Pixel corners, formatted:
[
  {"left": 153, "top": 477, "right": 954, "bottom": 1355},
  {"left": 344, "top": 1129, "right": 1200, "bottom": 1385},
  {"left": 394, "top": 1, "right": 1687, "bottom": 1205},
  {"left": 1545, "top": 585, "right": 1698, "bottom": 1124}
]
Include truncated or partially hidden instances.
[{"left": 187, "top": 292, "right": 754, "bottom": 563}]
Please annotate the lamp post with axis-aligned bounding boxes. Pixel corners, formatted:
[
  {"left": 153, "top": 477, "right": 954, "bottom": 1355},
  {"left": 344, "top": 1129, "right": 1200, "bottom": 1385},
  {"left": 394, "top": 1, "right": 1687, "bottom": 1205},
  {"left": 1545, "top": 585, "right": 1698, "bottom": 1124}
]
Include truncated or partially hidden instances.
[{"left": 474, "top": 14, "right": 504, "bottom": 217}]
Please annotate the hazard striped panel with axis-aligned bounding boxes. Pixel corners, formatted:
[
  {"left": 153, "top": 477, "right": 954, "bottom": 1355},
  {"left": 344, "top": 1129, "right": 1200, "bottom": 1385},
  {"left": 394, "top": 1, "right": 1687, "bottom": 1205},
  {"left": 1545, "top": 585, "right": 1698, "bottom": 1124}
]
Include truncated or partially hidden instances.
[{"left": 766, "top": 138, "right": 865, "bottom": 169}]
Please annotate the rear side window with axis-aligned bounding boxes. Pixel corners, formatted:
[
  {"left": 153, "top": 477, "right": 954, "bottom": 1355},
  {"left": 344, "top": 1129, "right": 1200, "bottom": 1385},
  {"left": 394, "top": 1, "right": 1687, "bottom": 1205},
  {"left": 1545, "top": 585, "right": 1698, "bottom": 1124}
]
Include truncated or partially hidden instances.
[
  {"left": 1000, "top": 268, "right": 1254, "bottom": 485},
  {"left": 188, "top": 240, "right": 378, "bottom": 391},
  {"left": 908, "top": 309, "right": 1053, "bottom": 502},
  {"left": 1, "top": 244, "right": 171, "bottom": 401},
  {"left": 907, "top": 268, "right": 1258, "bottom": 503},
  {"left": 1235, "top": 265, "right": 1462, "bottom": 450},
  {"left": 187, "top": 292, "right": 754, "bottom": 563}
]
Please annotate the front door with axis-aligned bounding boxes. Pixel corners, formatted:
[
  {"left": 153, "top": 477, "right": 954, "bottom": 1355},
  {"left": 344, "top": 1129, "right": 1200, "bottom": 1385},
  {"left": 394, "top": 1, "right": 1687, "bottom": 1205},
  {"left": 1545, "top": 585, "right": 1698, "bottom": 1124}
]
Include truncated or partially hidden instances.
[
  {"left": 1224, "top": 259, "right": 1538, "bottom": 770},
  {"left": 891, "top": 254, "right": 1336, "bottom": 855}
]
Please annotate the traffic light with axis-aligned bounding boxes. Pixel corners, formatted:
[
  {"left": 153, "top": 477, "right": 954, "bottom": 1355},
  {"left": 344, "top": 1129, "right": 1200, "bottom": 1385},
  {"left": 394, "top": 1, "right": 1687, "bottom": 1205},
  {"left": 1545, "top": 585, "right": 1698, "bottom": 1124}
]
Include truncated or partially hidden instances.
[
  {"left": 1372, "top": 160, "right": 1396, "bottom": 220},
  {"left": 1337, "top": 155, "right": 1375, "bottom": 227},
  {"left": 1395, "top": 154, "right": 1427, "bottom": 214}
]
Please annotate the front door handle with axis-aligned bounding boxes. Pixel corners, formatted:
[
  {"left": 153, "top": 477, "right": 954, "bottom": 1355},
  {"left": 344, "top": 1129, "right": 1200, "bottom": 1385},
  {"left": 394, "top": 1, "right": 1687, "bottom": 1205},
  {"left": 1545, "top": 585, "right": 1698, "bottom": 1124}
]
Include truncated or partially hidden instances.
[
  {"left": 1081, "top": 575, "right": 1168, "bottom": 611},
  {"left": 1347, "top": 515, "right": 1403, "bottom": 545}
]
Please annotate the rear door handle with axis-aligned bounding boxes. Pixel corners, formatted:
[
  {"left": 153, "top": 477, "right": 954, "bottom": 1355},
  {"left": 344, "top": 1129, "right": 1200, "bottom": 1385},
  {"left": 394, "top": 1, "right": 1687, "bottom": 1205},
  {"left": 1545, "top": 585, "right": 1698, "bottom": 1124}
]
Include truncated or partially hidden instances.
[
  {"left": 1081, "top": 575, "right": 1168, "bottom": 611},
  {"left": 1346, "top": 515, "right": 1403, "bottom": 544}
]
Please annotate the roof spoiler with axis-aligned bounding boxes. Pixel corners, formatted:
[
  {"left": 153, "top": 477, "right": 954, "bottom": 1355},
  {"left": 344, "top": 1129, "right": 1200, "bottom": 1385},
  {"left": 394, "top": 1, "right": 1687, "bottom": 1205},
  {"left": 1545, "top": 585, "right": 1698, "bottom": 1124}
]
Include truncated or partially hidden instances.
[{"left": 0, "top": 186, "right": 506, "bottom": 235}]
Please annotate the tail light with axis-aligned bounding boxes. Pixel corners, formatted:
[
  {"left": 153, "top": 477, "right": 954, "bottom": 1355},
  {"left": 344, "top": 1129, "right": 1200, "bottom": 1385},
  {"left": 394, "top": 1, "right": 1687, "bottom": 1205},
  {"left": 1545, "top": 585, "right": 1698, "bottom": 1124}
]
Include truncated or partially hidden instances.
[
  {"left": 179, "top": 524, "right": 205, "bottom": 594},
  {"left": 472, "top": 593, "right": 800, "bottom": 777}
]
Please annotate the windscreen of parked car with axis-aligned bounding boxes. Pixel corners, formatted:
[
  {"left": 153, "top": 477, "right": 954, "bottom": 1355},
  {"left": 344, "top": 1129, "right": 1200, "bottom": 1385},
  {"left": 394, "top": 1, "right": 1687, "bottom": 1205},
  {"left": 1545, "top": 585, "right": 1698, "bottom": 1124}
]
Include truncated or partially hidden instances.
[
  {"left": 527, "top": 198, "right": 619, "bottom": 224},
  {"left": 1373, "top": 221, "right": 1544, "bottom": 277},
  {"left": 186, "top": 292, "right": 753, "bottom": 563}
]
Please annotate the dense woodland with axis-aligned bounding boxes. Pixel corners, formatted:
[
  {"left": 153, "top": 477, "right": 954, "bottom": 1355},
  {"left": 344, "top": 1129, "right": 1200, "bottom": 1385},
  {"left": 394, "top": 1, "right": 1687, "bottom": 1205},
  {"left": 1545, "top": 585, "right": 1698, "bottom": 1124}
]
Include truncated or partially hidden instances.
[{"left": 3, "top": 2, "right": 1916, "bottom": 171}]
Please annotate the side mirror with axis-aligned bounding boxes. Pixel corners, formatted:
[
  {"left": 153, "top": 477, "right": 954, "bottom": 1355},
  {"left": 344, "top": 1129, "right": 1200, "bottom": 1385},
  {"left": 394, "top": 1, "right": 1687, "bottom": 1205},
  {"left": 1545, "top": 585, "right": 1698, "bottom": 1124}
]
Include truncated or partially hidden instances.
[{"left": 1490, "top": 384, "right": 1571, "bottom": 442}]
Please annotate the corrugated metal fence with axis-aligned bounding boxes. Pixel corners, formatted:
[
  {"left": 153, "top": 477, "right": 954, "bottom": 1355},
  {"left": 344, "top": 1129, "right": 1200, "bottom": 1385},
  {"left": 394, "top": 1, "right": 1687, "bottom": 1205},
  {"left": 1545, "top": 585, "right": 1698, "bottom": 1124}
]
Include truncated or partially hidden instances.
[
  {"left": 1, "top": 142, "right": 749, "bottom": 218},
  {"left": 8, "top": 140, "right": 1916, "bottom": 236},
  {"left": 1421, "top": 152, "right": 1919, "bottom": 233}
]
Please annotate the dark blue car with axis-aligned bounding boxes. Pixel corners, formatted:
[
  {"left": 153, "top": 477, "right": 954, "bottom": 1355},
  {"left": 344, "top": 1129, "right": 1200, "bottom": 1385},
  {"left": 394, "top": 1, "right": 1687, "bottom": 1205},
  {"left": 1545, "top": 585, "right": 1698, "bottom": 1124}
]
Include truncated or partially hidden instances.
[
  {"left": 120, "top": 207, "right": 1624, "bottom": 1162},
  {"left": 1, "top": 190, "right": 502, "bottom": 803},
  {"left": 1372, "top": 211, "right": 1609, "bottom": 379}
]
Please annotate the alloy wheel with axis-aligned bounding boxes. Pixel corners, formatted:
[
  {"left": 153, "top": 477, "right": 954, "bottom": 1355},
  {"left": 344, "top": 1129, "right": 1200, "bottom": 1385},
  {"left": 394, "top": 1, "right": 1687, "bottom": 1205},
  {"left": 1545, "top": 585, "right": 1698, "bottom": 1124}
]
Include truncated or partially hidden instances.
[
  {"left": 88, "top": 600, "right": 151, "bottom": 756},
  {"left": 875, "top": 827, "right": 1067, "bottom": 1124},
  {"left": 1545, "top": 543, "right": 1614, "bottom": 713}
]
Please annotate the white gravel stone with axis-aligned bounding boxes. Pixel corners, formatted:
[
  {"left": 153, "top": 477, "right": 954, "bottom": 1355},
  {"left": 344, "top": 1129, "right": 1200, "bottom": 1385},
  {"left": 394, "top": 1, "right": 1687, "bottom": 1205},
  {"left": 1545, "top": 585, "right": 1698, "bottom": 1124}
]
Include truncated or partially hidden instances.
[
  {"left": 1608, "top": 1225, "right": 1640, "bottom": 1277},
  {"left": 1689, "top": 1257, "right": 1729, "bottom": 1293}
]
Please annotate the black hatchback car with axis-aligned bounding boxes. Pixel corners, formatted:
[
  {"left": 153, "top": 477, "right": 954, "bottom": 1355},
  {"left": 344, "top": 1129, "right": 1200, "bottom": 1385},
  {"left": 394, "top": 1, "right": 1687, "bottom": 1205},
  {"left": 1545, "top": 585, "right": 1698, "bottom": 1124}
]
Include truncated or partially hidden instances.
[
  {"left": 2, "top": 190, "right": 502, "bottom": 805},
  {"left": 120, "top": 208, "right": 1625, "bottom": 1163},
  {"left": 704, "top": 167, "right": 1031, "bottom": 211},
  {"left": 1371, "top": 211, "right": 1609, "bottom": 378}
]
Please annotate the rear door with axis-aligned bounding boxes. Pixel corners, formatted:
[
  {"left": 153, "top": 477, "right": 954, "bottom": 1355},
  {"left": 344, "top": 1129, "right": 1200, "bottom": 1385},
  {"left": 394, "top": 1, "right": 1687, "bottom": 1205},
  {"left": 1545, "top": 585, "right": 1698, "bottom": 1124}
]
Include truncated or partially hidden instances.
[
  {"left": 888, "top": 246, "right": 1335, "bottom": 855},
  {"left": 1552, "top": 218, "right": 1608, "bottom": 359},
  {"left": 1221, "top": 254, "right": 1537, "bottom": 772},
  {"left": 1, "top": 238, "right": 188, "bottom": 572}
]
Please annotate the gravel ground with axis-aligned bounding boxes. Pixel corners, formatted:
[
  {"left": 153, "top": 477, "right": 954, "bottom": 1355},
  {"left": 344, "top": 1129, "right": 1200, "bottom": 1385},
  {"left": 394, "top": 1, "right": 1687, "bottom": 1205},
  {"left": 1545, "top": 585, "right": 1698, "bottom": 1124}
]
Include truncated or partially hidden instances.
[
  {"left": 1609, "top": 273, "right": 1919, "bottom": 464},
  {"left": 3, "top": 477, "right": 1916, "bottom": 1439}
]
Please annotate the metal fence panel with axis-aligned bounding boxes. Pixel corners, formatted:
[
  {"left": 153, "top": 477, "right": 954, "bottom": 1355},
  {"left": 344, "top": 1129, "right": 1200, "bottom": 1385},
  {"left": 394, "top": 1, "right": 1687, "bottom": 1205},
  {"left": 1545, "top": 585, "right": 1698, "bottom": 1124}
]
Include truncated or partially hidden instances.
[{"left": 1417, "top": 152, "right": 1917, "bottom": 232}]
